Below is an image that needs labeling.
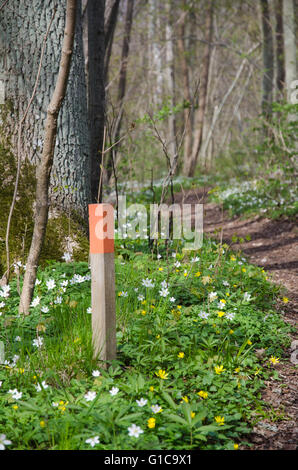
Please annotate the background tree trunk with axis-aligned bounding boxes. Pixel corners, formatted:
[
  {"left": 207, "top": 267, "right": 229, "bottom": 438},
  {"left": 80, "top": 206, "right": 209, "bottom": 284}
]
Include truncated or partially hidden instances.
[
  {"left": 106, "top": 0, "right": 134, "bottom": 182},
  {"left": 260, "top": 0, "right": 274, "bottom": 119},
  {"left": 177, "top": 10, "right": 192, "bottom": 169},
  {"left": 165, "top": 1, "right": 177, "bottom": 164},
  {"left": 274, "top": 0, "right": 285, "bottom": 100},
  {"left": 0, "top": 0, "right": 90, "bottom": 218},
  {"left": 182, "top": 2, "right": 213, "bottom": 177},
  {"left": 19, "top": 0, "right": 77, "bottom": 315},
  {"left": 283, "top": 0, "right": 297, "bottom": 107},
  {"left": 104, "top": 0, "right": 121, "bottom": 85}
]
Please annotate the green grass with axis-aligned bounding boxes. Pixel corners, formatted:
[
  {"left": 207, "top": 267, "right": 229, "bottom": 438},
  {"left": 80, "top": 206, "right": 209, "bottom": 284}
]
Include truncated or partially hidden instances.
[{"left": 0, "top": 236, "right": 293, "bottom": 450}]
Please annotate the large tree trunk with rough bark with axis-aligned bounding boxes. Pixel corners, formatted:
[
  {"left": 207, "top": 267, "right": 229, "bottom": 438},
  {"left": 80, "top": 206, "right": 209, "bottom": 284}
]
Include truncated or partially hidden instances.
[
  {"left": 0, "top": 0, "right": 90, "bottom": 217},
  {"left": 19, "top": 0, "right": 77, "bottom": 315}
]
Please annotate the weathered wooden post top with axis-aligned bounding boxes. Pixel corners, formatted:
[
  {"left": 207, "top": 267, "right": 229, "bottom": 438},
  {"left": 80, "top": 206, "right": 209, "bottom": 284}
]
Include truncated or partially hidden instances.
[{"left": 88, "top": 203, "right": 116, "bottom": 363}]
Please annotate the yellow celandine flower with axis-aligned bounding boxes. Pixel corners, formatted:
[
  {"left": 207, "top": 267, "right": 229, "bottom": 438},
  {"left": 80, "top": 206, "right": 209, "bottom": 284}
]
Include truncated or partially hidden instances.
[
  {"left": 177, "top": 305, "right": 182, "bottom": 310},
  {"left": 148, "top": 417, "right": 156, "bottom": 429},
  {"left": 142, "top": 300, "right": 146, "bottom": 305},
  {"left": 215, "top": 416, "right": 225, "bottom": 426},
  {"left": 198, "top": 390, "right": 208, "bottom": 399},
  {"left": 155, "top": 369, "right": 168, "bottom": 380},
  {"left": 230, "top": 256, "right": 236, "bottom": 261},
  {"left": 217, "top": 311, "right": 225, "bottom": 318},
  {"left": 226, "top": 293, "right": 230, "bottom": 297},
  {"left": 191, "top": 412, "right": 196, "bottom": 419},
  {"left": 229, "top": 329, "right": 234, "bottom": 334},
  {"left": 40, "top": 421, "right": 46, "bottom": 428},
  {"left": 282, "top": 297, "right": 289, "bottom": 303},
  {"left": 214, "top": 365, "right": 226, "bottom": 375},
  {"left": 149, "top": 386, "right": 154, "bottom": 392},
  {"left": 181, "top": 396, "right": 189, "bottom": 403},
  {"left": 12, "top": 405, "right": 18, "bottom": 410},
  {"left": 242, "top": 268, "right": 246, "bottom": 273},
  {"left": 234, "top": 367, "right": 240, "bottom": 373},
  {"left": 156, "top": 335, "right": 160, "bottom": 339},
  {"left": 178, "top": 352, "right": 185, "bottom": 359},
  {"left": 247, "top": 340, "right": 252, "bottom": 345},
  {"left": 58, "top": 401, "right": 68, "bottom": 413},
  {"left": 141, "top": 310, "right": 146, "bottom": 316},
  {"left": 195, "top": 272, "right": 201, "bottom": 277},
  {"left": 233, "top": 284, "right": 237, "bottom": 288},
  {"left": 158, "top": 267, "right": 163, "bottom": 271},
  {"left": 183, "top": 272, "right": 188, "bottom": 277},
  {"left": 234, "top": 444, "right": 239, "bottom": 450},
  {"left": 269, "top": 356, "right": 280, "bottom": 365},
  {"left": 219, "top": 299, "right": 226, "bottom": 304}
]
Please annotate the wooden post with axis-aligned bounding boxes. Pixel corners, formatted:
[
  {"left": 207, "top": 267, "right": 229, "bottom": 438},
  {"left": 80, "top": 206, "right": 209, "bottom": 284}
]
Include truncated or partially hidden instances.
[{"left": 88, "top": 203, "right": 116, "bottom": 362}]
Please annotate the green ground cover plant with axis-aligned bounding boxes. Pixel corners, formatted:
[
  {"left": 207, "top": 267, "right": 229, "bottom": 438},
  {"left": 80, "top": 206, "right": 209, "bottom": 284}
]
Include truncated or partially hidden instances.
[{"left": 0, "top": 235, "right": 292, "bottom": 450}]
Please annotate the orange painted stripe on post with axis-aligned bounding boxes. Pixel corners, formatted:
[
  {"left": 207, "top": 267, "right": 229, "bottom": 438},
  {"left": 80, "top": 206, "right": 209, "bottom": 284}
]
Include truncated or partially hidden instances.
[{"left": 88, "top": 204, "right": 114, "bottom": 254}]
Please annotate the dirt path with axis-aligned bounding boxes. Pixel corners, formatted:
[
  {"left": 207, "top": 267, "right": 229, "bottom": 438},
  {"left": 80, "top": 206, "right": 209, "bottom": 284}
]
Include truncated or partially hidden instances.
[{"left": 174, "top": 187, "right": 298, "bottom": 450}]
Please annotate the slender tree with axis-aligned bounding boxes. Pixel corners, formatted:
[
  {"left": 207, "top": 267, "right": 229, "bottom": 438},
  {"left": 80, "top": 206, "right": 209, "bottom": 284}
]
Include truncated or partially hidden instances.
[
  {"left": 104, "top": 0, "right": 121, "bottom": 85},
  {"left": 183, "top": 1, "right": 213, "bottom": 177},
  {"left": 260, "top": 0, "right": 274, "bottom": 118},
  {"left": 177, "top": 6, "right": 192, "bottom": 169},
  {"left": 283, "top": 0, "right": 297, "bottom": 107},
  {"left": 274, "top": 0, "right": 285, "bottom": 99}
]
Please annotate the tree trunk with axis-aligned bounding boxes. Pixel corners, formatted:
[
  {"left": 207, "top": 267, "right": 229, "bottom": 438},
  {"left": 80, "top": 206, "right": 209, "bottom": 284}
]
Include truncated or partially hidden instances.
[
  {"left": 19, "top": 0, "right": 77, "bottom": 315},
  {"left": 0, "top": 0, "right": 90, "bottom": 218},
  {"left": 148, "top": 0, "right": 163, "bottom": 106},
  {"left": 260, "top": 0, "right": 274, "bottom": 118},
  {"left": 104, "top": 0, "right": 121, "bottom": 85},
  {"left": 283, "top": 0, "right": 297, "bottom": 106},
  {"left": 88, "top": 0, "right": 106, "bottom": 202},
  {"left": 274, "top": 0, "right": 285, "bottom": 99},
  {"left": 165, "top": 1, "right": 177, "bottom": 164},
  {"left": 106, "top": 0, "right": 134, "bottom": 182},
  {"left": 182, "top": 2, "right": 213, "bottom": 177},
  {"left": 177, "top": 10, "right": 192, "bottom": 170}
]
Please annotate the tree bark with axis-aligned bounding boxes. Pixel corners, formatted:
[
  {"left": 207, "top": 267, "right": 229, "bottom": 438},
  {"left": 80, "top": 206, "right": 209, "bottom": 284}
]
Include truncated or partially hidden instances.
[
  {"left": 104, "top": 0, "right": 121, "bottom": 85},
  {"left": 165, "top": 1, "right": 177, "bottom": 164},
  {"left": 0, "top": 0, "right": 90, "bottom": 217},
  {"left": 148, "top": 0, "right": 163, "bottom": 106},
  {"left": 283, "top": 0, "right": 297, "bottom": 106},
  {"left": 260, "top": 0, "right": 274, "bottom": 118},
  {"left": 274, "top": 0, "right": 285, "bottom": 99},
  {"left": 106, "top": 0, "right": 134, "bottom": 182},
  {"left": 182, "top": 2, "right": 213, "bottom": 177},
  {"left": 19, "top": 0, "right": 77, "bottom": 315},
  {"left": 88, "top": 0, "right": 106, "bottom": 202},
  {"left": 177, "top": 7, "right": 192, "bottom": 170}
]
